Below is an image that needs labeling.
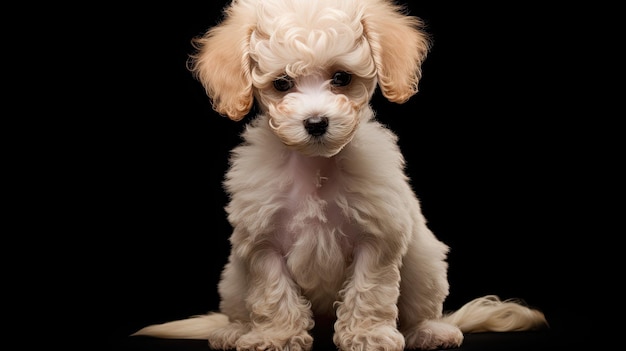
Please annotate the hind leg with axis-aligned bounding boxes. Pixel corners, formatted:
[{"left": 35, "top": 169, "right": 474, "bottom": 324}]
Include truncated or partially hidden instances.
[
  {"left": 403, "top": 320, "right": 463, "bottom": 350},
  {"left": 398, "top": 226, "right": 462, "bottom": 349},
  {"left": 207, "top": 321, "right": 250, "bottom": 350}
]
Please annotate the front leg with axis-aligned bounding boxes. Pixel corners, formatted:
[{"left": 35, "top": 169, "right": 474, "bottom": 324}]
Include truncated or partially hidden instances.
[
  {"left": 237, "top": 247, "right": 314, "bottom": 351},
  {"left": 334, "top": 243, "right": 405, "bottom": 351}
]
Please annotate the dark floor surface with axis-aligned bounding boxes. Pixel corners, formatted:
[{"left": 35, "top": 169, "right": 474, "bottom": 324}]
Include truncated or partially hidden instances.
[{"left": 115, "top": 329, "right": 559, "bottom": 351}]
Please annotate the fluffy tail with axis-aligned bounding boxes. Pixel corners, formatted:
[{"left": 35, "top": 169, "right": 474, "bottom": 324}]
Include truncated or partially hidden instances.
[
  {"left": 441, "top": 295, "right": 549, "bottom": 333},
  {"left": 131, "top": 312, "right": 229, "bottom": 339}
]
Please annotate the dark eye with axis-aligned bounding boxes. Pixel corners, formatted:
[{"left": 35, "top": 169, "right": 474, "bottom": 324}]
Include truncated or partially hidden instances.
[
  {"left": 331, "top": 71, "right": 351, "bottom": 87},
  {"left": 273, "top": 76, "right": 294, "bottom": 92}
]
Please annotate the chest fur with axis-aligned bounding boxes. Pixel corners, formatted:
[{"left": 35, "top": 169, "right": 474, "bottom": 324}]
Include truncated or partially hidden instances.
[{"left": 275, "top": 155, "right": 359, "bottom": 312}]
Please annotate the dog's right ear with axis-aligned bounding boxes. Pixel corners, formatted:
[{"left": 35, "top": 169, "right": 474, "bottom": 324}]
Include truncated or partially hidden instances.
[{"left": 187, "top": 4, "right": 256, "bottom": 121}]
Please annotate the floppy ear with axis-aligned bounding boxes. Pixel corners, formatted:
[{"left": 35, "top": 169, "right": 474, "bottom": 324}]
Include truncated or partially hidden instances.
[
  {"left": 362, "top": 1, "right": 431, "bottom": 103},
  {"left": 187, "top": 4, "right": 256, "bottom": 121}
]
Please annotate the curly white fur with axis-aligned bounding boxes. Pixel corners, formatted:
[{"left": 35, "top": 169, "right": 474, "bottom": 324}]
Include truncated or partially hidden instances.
[{"left": 132, "top": 0, "right": 548, "bottom": 350}]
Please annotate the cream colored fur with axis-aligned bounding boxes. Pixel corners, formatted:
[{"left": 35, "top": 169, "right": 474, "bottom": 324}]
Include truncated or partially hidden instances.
[{"left": 133, "top": 0, "right": 548, "bottom": 350}]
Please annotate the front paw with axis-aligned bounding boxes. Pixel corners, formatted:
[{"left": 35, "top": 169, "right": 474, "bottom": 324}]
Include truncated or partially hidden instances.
[
  {"left": 236, "top": 329, "right": 313, "bottom": 351},
  {"left": 334, "top": 325, "right": 405, "bottom": 351}
]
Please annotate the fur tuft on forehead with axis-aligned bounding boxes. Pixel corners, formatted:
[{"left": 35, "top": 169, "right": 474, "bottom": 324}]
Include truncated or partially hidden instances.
[{"left": 249, "top": 0, "right": 376, "bottom": 85}]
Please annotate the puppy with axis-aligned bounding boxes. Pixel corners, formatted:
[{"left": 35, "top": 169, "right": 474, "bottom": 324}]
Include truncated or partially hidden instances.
[{"left": 133, "top": 0, "right": 548, "bottom": 350}]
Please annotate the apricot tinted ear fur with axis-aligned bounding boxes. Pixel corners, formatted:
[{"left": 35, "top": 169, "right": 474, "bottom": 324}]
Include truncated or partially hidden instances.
[
  {"left": 362, "top": 1, "right": 431, "bottom": 103},
  {"left": 187, "top": 4, "right": 256, "bottom": 121}
]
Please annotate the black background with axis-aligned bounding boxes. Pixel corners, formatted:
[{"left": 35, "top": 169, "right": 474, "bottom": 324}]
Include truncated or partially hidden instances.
[{"left": 83, "top": 1, "right": 587, "bottom": 349}]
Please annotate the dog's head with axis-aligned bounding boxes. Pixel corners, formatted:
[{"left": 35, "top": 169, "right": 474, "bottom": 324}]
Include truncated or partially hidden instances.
[{"left": 189, "top": 0, "right": 430, "bottom": 157}]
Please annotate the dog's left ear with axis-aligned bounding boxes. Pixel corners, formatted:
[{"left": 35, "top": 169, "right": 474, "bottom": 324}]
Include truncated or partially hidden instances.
[{"left": 362, "top": 2, "right": 431, "bottom": 103}]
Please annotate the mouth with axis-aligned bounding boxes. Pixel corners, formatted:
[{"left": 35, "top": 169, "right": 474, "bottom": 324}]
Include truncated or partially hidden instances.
[
  {"left": 294, "top": 137, "right": 343, "bottom": 158},
  {"left": 268, "top": 114, "right": 357, "bottom": 158},
  {"left": 275, "top": 132, "right": 347, "bottom": 158}
]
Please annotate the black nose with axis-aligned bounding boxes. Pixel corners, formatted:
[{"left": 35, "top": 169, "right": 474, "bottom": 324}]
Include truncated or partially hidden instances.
[{"left": 304, "top": 116, "right": 329, "bottom": 136}]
